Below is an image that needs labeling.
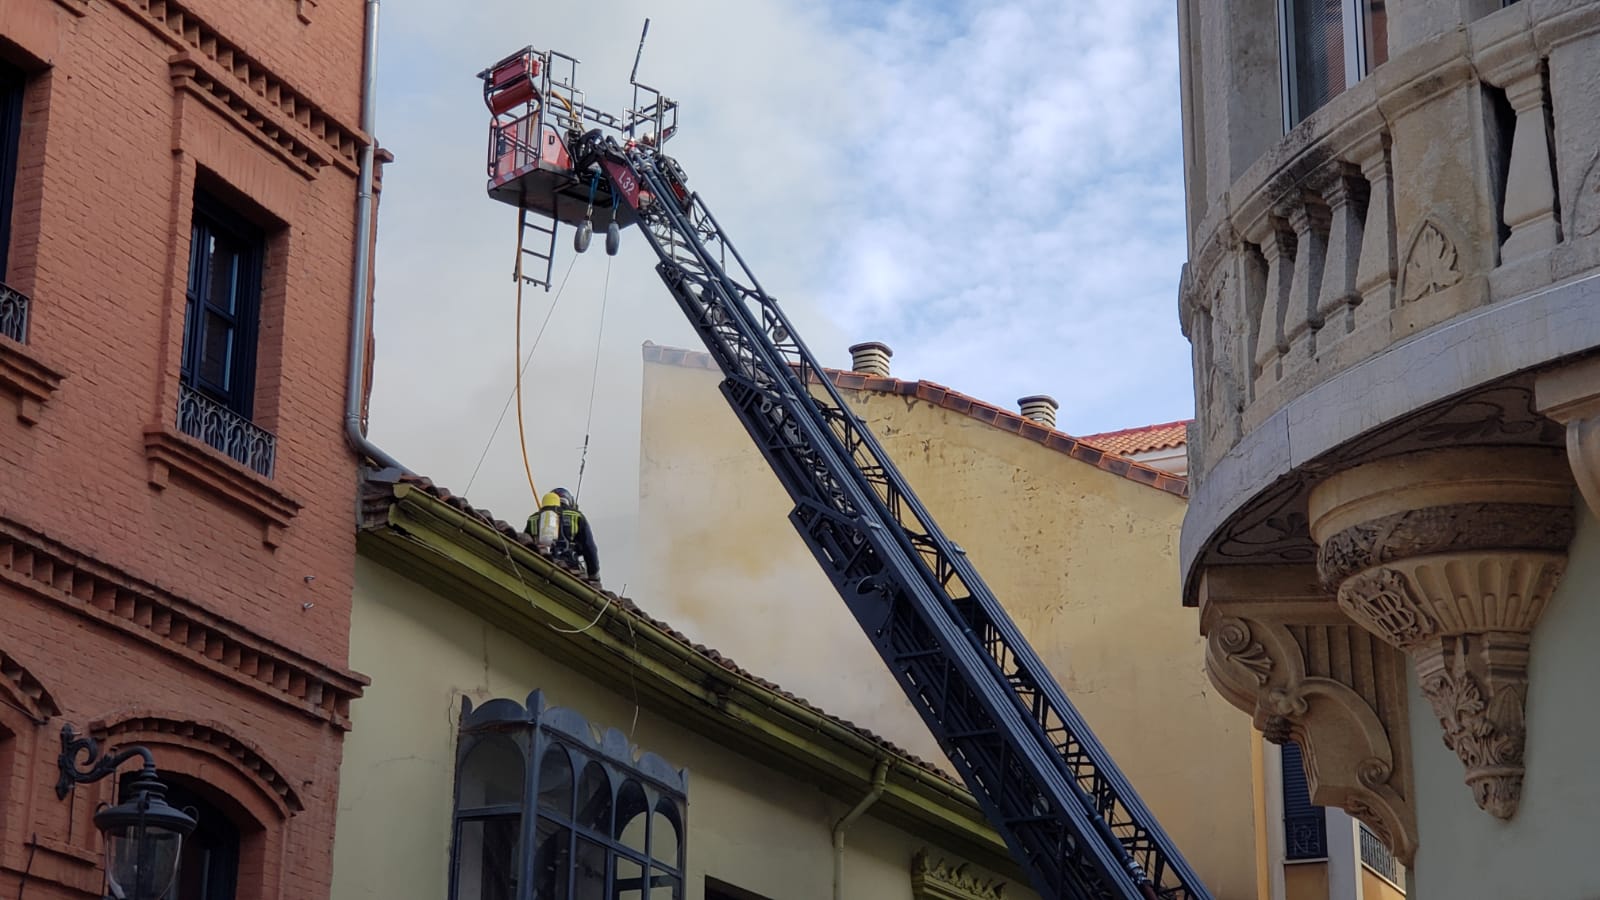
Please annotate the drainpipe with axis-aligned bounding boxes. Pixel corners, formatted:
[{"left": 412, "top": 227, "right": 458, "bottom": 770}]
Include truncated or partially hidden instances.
[
  {"left": 832, "top": 758, "right": 889, "bottom": 900},
  {"left": 344, "top": 0, "right": 408, "bottom": 473}
]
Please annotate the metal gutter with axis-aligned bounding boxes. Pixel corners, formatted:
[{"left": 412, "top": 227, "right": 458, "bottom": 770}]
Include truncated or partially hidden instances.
[
  {"left": 344, "top": 0, "right": 407, "bottom": 473},
  {"left": 833, "top": 758, "right": 890, "bottom": 900}
]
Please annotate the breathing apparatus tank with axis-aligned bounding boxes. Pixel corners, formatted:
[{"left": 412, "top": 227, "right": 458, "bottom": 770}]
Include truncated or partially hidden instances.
[{"left": 534, "top": 490, "right": 564, "bottom": 550}]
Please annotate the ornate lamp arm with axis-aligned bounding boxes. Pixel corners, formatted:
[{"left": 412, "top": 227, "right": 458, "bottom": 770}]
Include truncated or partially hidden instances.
[{"left": 56, "top": 724, "right": 157, "bottom": 800}]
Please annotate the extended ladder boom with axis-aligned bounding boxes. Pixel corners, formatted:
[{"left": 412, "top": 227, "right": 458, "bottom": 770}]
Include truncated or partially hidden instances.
[{"left": 581, "top": 138, "right": 1212, "bottom": 900}]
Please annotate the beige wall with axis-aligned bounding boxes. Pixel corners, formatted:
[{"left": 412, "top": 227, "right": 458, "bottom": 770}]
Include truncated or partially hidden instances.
[
  {"left": 1406, "top": 501, "right": 1600, "bottom": 900},
  {"left": 637, "top": 358, "right": 1259, "bottom": 899},
  {"left": 331, "top": 556, "right": 1034, "bottom": 900}
]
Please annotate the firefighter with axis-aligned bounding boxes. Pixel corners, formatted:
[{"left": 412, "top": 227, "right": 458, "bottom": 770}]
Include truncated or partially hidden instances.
[{"left": 527, "top": 488, "right": 600, "bottom": 582}]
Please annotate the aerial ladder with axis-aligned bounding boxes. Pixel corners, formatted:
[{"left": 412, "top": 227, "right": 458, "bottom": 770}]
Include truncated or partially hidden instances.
[{"left": 478, "top": 39, "right": 1214, "bottom": 900}]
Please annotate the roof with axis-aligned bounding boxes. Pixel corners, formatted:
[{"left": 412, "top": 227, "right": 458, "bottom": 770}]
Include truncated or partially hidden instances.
[
  {"left": 362, "top": 471, "right": 956, "bottom": 783},
  {"left": 1077, "top": 420, "right": 1191, "bottom": 457},
  {"left": 359, "top": 470, "right": 1023, "bottom": 874},
  {"left": 642, "top": 341, "right": 1189, "bottom": 499}
]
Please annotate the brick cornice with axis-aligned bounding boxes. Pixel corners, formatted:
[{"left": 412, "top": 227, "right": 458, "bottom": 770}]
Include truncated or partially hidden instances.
[
  {"left": 89, "top": 711, "right": 303, "bottom": 814},
  {"left": 0, "top": 336, "right": 66, "bottom": 425},
  {"left": 0, "top": 516, "right": 366, "bottom": 729},
  {"left": 104, "top": 0, "right": 366, "bottom": 173},
  {"left": 169, "top": 52, "right": 332, "bottom": 178}
]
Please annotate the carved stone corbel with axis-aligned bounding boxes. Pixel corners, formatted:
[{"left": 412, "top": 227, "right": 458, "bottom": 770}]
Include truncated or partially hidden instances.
[
  {"left": 1309, "top": 447, "right": 1575, "bottom": 820},
  {"left": 1198, "top": 565, "right": 1417, "bottom": 862},
  {"left": 911, "top": 849, "right": 1007, "bottom": 900},
  {"left": 1534, "top": 354, "right": 1600, "bottom": 519}
]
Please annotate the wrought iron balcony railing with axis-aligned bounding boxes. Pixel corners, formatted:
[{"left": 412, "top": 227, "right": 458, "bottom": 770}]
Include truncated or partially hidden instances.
[
  {"left": 1359, "top": 823, "right": 1402, "bottom": 886},
  {"left": 177, "top": 383, "right": 277, "bottom": 477},
  {"left": 0, "top": 281, "right": 29, "bottom": 343}
]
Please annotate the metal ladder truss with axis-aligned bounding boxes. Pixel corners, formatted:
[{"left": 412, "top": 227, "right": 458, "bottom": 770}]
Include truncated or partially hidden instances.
[
  {"left": 515, "top": 205, "right": 558, "bottom": 291},
  {"left": 602, "top": 141, "right": 1212, "bottom": 900}
]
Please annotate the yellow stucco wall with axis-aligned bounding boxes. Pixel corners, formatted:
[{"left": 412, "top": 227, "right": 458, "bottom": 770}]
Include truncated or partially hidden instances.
[
  {"left": 636, "top": 357, "right": 1259, "bottom": 899},
  {"left": 1362, "top": 867, "right": 1405, "bottom": 900},
  {"left": 1284, "top": 862, "right": 1329, "bottom": 900},
  {"left": 331, "top": 556, "right": 1035, "bottom": 900}
]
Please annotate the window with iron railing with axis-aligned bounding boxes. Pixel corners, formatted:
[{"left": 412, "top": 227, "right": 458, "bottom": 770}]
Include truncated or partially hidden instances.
[
  {"left": 1279, "top": 0, "right": 1389, "bottom": 127},
  {"left": 178, "top": 191, "right": 275, "bottom": 476},
  {"left": 0, "top": 60, "right": 21, "bottom": 284},
  {"left": 1359, "top": 822, "right": 1402, "bottom": 886}
]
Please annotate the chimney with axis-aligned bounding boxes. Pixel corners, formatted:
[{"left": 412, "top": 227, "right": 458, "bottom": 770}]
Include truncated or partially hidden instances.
[
  {"left": 848, "top": 342, "right": 893, "bottom": 377},
  {"left": 1018, "top": 395, "right": 1059, "bottom": 429}
]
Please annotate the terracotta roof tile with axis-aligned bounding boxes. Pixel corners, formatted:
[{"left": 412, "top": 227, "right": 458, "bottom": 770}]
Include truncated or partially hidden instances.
[
  {"left": 641, "top": 342, "right": 1188, "bottom": 499},
  {"left": 374, "top": 472, "right": 961, "bottom": 786},
  {"left": 1077, "top": 420, "right": 1191, "bottom": 456}
]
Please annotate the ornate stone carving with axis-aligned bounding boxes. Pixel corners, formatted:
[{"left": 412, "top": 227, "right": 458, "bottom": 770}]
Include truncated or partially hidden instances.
[
  {"left": 1197, "top": 569, "right": 1418, "bottom": 862},
  {"left": 1399, "top": 221, "right": 1462, "bottom": 302},
  {"left": 1534, "top": 355, "right": 1600, "bottom": 519},
  {"left": 911, "top": 849, "right": 1006, "bottom": 900},
  {"left": 1414, "top": 633, "right": 1528, "bottom": 820},
  {"left": 1309, "top": 447, "right": 1574, "bottom": 820}
]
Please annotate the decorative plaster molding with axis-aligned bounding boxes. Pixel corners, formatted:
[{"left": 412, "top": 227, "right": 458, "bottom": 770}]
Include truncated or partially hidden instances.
[
  {"left": 1399, "top": 221, "right": 1462, "bottom": 302},
  {"left": 1309, "top": 448, "right": 1575, "bottom": 820},
  {"left": 911, "top": 849, "right": 1006, "bottom": 900},
  {"left": 1197, "top": 566, "right": 1417, "bottom": 862}
]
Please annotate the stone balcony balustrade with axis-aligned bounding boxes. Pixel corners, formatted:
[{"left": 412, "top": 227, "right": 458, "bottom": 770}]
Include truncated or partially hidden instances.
[{"left": 1177, "top": 0, "right": 1600, "bottom": 864}]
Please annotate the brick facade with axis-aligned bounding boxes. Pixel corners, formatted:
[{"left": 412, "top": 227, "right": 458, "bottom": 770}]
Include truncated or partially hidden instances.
[{"left": 0, "top": 1, "right": 372, "bottom": 897}]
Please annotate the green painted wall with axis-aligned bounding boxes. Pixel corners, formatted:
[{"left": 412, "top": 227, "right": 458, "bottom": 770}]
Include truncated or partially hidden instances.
[{"left": 331, "top": 556, "right": 1034, "bottom": 900}]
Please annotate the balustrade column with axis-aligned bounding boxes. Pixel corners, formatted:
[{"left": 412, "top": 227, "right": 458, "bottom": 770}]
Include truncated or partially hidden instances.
[
  {"left": 1498, "top": 67, "right": 1561, "bottom": 261},
  {"left": 1314, "top": 165, "right": 1366, "bottom": 347},
  {"left": 1283, "top": 198, "right": 1331, "bottom": 367},
  {"left": 1250, "top": 216, "right": 1295, "bottom": 389},
  {"left": 1352, "top": 135, "right": 1397, "bottom": 330}
]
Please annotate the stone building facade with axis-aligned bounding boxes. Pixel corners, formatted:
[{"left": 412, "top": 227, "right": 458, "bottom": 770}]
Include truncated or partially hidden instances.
[
  {"left": 0, "top": 0, "right": 373, "bottom": 897},
  {"left": 1176, "top": 0, "right": 1600, "bottom": 896}
]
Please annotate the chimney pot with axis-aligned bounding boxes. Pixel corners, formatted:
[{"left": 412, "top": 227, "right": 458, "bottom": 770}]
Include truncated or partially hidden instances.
[
  {"left": 849, "top": 342, "right": 893, "bottom": 377},
  {"left": 1018, "top": 395, "right": 1059, "bottom": 429}
]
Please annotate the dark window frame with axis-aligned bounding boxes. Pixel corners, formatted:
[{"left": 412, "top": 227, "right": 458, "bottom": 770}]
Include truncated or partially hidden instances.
[
  {"left": 0, "top": 60, "right": 24, "bottom": 281},
  {"left": 449, "top": 691, "right": 689, "bottom": 900},
  {"left": 119, "top": 772, "right": 242, "bottom": 900},
  {"left": 1278, "top": 0, "right": 1388, "bottom": 128},
  {"left": 182, "top": 191, "right": 264, "bottom": 419}
]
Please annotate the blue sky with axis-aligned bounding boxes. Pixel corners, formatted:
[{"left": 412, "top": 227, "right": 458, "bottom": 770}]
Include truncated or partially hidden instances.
[{"left": 364, "top": 0, "right": 1194, "bottom": 587}]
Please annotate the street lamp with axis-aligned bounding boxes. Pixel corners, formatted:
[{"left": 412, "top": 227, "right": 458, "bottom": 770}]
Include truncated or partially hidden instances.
[{"left": 56, "top": 724, "right": 198, "bottom": 900}]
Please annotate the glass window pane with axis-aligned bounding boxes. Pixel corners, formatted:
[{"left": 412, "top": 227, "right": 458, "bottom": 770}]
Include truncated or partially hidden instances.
[
  {"left": 456, "top": 817, "right": 520, "bottom": 900},
  {"left": 539, "top": 746, "right": 574, "bottom": 818},
  {"left": 615, "top": 782, "right": 648, "bottom": 854},
  {"left": 1364, "top": 0, "right": 1388, "bottom": 69},
  {"left": 573, "top": 837, "right": 606, "bottom": 900},
  {"left": 199, "top": 310, "right": 234, "bottom": 389},
  {"left": 577, "top": 762, "right": 612, "bottom": 833},
  {"left": 649, "top": 806, "right": 679, "bottom": 869},
  {"left": 612, "top": 856, "right": 644, "bottom": 900},
  {"left": 648, "top": 869, "right": 680, "bottom": 900},
  {"left": 206, "top": 234, "right": 242, "bottom": 314},
  {"left": 534, "top": 819, "right": 571, "bottom": 900},
  {"left": 1289, "top": 0, "right": 1346, "bottom": 121},
  {"left": 459, "top": 735, "right": 525, "bottom": 810}
]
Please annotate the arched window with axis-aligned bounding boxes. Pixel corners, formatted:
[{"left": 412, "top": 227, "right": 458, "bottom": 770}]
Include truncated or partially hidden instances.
[
  {"left": 453, "top": 735, "right": 526, "bottom": 900},
  {"left": 448, "top": 692, "right": 686, "bottom": 900},
  {"left": 118, "top": 773, "right": 244, "bottom": 900}
]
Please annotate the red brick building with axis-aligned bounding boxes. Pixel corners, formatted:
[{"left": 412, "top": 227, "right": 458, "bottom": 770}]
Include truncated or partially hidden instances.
[{"left": 0, "top": 1, "right": 375, "bottom": 897}]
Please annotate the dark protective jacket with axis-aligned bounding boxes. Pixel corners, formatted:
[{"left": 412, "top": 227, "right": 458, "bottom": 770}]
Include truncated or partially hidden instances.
[{"left": 529, "top": 504, "right": 601, "bottom": 580}]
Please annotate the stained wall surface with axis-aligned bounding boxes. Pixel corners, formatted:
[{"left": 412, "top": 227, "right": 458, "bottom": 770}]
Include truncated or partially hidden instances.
[{"left": 636, "top": 351, "right": 1260, "bottom": 900}]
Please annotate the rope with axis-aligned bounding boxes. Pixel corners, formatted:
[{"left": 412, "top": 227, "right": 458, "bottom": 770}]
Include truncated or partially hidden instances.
[
  {"left": 462, "top": 252, "right": 579, "bottom": 498},
  {"left": 513, "top": 212, "right": 541, "bottom": 504},
  {"left": 574, "top": 252, "right": 612, "bottom": 500}
]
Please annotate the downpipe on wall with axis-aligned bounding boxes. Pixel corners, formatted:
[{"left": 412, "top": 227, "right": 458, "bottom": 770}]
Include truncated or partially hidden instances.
[
  {"left": 832, "top": 758, "right": 890, "bottom": 900},
  {"left": 345, "top": 0, "right": 408, "bottom": 475}
]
